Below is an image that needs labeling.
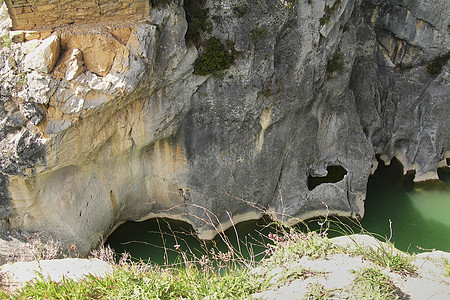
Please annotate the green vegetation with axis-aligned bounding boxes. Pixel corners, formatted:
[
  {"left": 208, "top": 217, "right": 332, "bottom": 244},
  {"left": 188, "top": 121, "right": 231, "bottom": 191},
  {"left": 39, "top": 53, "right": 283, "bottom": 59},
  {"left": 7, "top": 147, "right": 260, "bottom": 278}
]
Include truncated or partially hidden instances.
[
  {"left": 1, "top": 35, "right": 11, "bottom": 48},
  {"left": 193, "top": 37, "right": 233, "bottom": 76},
  {"left": 350, "top": 267, "right": 399, "bottom": 300},
  {"left": 326, "top": 52, "right": 344, "bottom": 76},
  {"left": 349, "top": 241, "right": 416, "bottom": 274},
  {"left": 2, "top": 264, "right": 266, "bottom": 299},
  {"left": 320, "top": 0, "right": 342, "bottom": 25},
  {"left": 264, "top": 231, "right": 336, "bottom": 266},
  {"left": 304, "top": 282, "right": 334, "bottom": 300},
  {"left": 444, "top": 258, "right": 450, "bottom": 277},
  {"left": 426, "top": 52, "right": 450, "bottom": 76},
  {"left": 249, "top": 26, "right": 268, "bottom": 43},
  {"left": 232, "top": 4, "right": 249, "bottom": 17}
]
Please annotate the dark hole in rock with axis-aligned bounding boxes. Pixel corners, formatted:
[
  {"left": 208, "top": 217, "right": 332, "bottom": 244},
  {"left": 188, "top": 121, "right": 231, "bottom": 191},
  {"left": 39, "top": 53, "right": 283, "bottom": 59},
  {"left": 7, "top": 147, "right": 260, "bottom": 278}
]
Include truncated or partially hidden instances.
[
  {"left": 307, "top": 165, "right": 348, "bottom": 190},
  {"left": 370, "top": 155, "right": 413, "bottom": 191},
  {"left": 370, "top": 155, "right": 448, "bottom": 191},
  {"left": 438, "top": 166, "right": 450, "bottom": 184}
]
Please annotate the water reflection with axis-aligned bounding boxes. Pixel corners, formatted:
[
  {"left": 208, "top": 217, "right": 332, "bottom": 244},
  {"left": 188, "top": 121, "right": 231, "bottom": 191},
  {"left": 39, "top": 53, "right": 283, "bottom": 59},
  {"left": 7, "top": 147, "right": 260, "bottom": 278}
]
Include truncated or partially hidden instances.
[
  {"left": 361, "top": 157, "right": 450, "bottom": 253},
  {"left": 408, "top": 191, "right": 450, "bottom": 227}
]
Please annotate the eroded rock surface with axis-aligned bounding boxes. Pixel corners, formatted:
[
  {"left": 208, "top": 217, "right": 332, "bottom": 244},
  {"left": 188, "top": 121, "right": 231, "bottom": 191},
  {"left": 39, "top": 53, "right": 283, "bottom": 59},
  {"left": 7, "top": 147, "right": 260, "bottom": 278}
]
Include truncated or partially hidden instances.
[{"left": 0, "top": 0, "right": 448, "bottom": 254}]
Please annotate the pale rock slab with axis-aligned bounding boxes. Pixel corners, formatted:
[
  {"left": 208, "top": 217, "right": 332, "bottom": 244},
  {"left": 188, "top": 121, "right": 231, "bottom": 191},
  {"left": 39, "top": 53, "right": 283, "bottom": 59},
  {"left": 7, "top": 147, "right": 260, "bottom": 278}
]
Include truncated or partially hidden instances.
[
  {"left": 65, "top": 48, "right": 86, "bottom": 81},
  {"left": 25, "top": 71, "right": 57, "bottom": 104},
  {"left": 20, "top": 39, "right": 40, "bottom": 55},
  {"left": 0, "top": 258, "right": 114, "bottom": 291},
  {"left": 24, "top": 35, "right": 60, "bottom": 73}
]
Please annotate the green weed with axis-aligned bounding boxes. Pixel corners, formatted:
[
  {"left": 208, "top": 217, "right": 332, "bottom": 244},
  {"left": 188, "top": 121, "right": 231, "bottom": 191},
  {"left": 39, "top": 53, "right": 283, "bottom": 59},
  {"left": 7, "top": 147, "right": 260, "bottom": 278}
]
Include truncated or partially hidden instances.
[
  {"left": 348, "top": 240, "right": 416, "bottom": 274},
  {"left": 264, "top": 230, "right": 337, "bottom": 267},
  {"left": 8, "top": 261, "right": 267, "bottom": 299},
  {"left": 194, "top": 37, "right": 233, "bottom": 75},
  {"left": 326, "top": 52, "right": 344, "bottom": 75},
  {"left": 350, "top": 267, "right": 400, "bottom": 300},
  {"left": 444, "top": 258, "right": 450, "bottom": 277},
  {"left": 426, "top": 52, "right": 450, "bottom": 76},
  {"left": 304, "top": 282, "right": 334, "bottom": 300},
  {"left": 250, "top": 26, "right": 268, "bottom": 44},
  {"left": 1, "top": 35, "right": 11, "bottom": 48}
]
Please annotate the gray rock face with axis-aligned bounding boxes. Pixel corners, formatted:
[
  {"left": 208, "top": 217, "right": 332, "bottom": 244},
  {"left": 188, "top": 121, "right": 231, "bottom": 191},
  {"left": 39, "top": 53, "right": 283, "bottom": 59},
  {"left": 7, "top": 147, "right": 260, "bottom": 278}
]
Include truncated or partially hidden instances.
[{"left": 0, "top": 0, "right": 448, "bottom": 254}]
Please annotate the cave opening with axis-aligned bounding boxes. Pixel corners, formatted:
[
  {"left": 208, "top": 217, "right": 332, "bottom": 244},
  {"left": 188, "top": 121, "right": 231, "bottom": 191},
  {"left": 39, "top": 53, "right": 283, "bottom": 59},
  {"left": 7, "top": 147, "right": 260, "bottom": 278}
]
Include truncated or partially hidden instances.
[
  {"left": 105, "top": 216, "right": 275, "bottom": 265},
  {"left": 307, "top": 165, "right": 348, "bottom": 190},
  {"left": 361, "top": 155, "right": 450, "bottom": 253}
]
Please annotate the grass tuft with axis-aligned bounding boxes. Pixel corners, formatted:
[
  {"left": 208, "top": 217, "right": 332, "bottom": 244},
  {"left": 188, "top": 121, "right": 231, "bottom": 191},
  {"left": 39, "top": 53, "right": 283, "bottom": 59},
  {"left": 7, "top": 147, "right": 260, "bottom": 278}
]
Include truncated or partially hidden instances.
[
  {"left": 7, "top": 257, "right": 268, "bottom": 299},
  {"left": 264, "top": 230, "right": 336, "bottom": 266},
  {"left": 350, "top": 267, "right": 400, "bottom": 300},
  {"left": 1, "top": 35, "right": 11, "bottom": 48},
  {"left": 444, "top": 258, "right": 450, "bottom": 277},
  {"left": 426, "top": 52, "right": 450, "bottom": 76},
  {"left": 304, "top": 282, "right": 334, "bottom": 300},
  {"left": 326, "top": 52, "right": 344, "bottom": 75},
  {"left": 250, "top": 26, "right": 268, "bottom": 44},
  {"left": 350, "top": 242, "right": 417, "bottom": 274}
]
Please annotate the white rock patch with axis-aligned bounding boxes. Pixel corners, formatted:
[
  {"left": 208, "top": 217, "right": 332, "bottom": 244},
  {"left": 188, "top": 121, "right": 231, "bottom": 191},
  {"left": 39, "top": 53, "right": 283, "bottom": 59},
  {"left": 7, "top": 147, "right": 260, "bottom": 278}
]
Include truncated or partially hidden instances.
[{"left": 0, "top": 258, "right": 113, "bottom": 291}]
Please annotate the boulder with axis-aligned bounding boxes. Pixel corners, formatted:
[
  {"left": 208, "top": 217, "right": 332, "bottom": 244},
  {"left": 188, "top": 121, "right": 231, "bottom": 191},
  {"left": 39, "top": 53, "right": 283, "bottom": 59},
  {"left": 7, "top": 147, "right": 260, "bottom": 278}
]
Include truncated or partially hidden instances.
[{"left": 23, "top": 35, "right": 60, "bottom": 74}]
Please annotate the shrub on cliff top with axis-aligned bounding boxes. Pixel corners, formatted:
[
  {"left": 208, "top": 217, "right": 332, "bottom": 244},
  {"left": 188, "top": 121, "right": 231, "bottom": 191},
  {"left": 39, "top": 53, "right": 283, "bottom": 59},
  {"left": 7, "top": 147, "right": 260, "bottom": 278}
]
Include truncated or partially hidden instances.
[{"left": 194, "top": 37, "right": 233, "bottom": 76}]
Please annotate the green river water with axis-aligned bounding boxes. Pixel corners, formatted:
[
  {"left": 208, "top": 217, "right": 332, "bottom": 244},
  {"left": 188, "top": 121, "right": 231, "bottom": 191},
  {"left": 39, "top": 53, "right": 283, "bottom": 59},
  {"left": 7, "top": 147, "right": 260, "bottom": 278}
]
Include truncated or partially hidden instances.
[{"left": 106, "top": 160, "right": 450, "bottom": 264}]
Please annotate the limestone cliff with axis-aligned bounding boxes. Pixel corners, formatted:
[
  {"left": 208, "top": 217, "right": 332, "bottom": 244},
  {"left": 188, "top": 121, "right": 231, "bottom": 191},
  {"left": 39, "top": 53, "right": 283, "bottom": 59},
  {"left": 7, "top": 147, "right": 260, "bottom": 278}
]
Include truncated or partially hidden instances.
[{"left": 0, "top": 0, "right": 448, "bottom": 254}]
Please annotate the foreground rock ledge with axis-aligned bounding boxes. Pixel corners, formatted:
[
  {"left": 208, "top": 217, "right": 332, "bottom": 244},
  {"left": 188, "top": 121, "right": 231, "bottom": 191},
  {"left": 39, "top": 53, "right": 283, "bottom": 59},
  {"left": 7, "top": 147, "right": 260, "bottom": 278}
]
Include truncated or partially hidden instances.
[
  {"left": 0, "top": 258, "right": 113, "bottom": 292},
  {"left": 0, "top": 235, "right": 448, "bottom": 299},
  {"left": 253, "top": 235, "right": 450, "bottom": 300}
]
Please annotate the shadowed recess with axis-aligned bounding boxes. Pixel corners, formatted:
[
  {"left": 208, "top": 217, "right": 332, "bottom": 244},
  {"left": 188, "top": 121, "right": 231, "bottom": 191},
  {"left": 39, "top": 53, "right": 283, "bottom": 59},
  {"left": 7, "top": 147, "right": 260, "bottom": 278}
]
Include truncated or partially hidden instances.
[
  {"left": 106, "top": 217, "right": 275, "bottom": 265},
  {"left": 307, "top": 166, "right": 348, "bottom": 191}
]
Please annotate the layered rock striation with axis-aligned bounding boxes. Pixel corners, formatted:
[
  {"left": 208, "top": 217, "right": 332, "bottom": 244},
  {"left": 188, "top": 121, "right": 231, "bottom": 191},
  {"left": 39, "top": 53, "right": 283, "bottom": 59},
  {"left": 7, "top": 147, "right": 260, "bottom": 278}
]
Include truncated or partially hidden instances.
[{"left": 0, "top": 0, "right": 448, "bottom": 254}]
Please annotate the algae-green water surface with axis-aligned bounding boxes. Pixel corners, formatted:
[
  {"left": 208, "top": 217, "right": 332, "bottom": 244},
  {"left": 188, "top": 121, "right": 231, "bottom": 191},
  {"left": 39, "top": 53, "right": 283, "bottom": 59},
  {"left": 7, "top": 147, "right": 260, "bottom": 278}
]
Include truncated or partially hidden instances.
[
  {"left": 360, "top": 159, "right": 450, "bottom": 253},
  {"left": 107, "top": 160, "right": 450, "bottom": 262},
  {"left": 106, "top": 217, "right": 273, "bottom": 265}
]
